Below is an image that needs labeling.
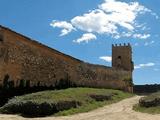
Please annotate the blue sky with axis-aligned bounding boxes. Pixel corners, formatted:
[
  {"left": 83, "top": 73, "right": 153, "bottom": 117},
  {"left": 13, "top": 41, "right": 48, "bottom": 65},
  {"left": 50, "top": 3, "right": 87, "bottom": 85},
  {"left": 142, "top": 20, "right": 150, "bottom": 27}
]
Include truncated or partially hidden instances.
[{"left": 0, "top": 0, "right": 160, "bottom": 85}]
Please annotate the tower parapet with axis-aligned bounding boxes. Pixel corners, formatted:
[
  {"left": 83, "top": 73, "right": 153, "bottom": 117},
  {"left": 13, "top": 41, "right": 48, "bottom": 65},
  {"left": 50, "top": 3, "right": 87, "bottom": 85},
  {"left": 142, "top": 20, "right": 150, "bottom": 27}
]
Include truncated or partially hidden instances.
[
  {"left": 112, "top": 43, "right": 131, "bottom": 47},
  {"left": 112, "top": 43, "right": 134, "bottom": 71}
]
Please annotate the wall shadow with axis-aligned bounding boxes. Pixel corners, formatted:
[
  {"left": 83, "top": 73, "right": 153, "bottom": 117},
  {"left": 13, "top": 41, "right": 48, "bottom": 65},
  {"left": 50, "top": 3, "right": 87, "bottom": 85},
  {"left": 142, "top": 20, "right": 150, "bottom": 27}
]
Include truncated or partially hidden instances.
[{"left": 0, "top": 74, "right": 78, "bottom": 107}]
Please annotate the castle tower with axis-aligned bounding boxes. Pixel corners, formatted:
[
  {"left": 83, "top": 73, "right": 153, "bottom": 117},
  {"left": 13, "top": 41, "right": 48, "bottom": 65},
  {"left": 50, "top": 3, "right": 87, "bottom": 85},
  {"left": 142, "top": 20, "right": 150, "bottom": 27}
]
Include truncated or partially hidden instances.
[{"left": 112, "top": 43, "right": 134, "bottom": 71}]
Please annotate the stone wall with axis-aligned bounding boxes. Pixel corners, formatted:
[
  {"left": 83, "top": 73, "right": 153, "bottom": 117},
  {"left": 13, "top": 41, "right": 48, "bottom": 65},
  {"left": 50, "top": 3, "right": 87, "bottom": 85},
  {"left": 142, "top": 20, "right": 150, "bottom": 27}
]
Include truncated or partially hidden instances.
[{"left": 0, "top": 26, "right": 132, "bottom": 92}]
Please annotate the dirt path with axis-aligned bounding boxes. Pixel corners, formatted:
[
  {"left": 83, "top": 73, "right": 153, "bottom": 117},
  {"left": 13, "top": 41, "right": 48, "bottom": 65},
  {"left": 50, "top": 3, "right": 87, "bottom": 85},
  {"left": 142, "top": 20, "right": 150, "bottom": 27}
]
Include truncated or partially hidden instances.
[{"left": 0, "top": 96, "right": 160, "bottom": 120}]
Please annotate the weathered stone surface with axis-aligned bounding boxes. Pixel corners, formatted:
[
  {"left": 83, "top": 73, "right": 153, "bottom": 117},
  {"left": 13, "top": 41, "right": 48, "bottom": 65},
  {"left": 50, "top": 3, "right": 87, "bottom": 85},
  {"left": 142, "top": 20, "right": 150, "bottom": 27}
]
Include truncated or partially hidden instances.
[{"left": 0, "top": 25, "right": 133, "bottom": 92}]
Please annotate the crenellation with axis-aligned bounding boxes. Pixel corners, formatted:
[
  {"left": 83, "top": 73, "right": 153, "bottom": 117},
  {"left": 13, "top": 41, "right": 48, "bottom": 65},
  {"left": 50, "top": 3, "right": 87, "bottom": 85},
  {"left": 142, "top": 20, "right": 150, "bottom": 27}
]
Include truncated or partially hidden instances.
[{"left": 112, "top": 43, "right": 131, "bottom": 48}]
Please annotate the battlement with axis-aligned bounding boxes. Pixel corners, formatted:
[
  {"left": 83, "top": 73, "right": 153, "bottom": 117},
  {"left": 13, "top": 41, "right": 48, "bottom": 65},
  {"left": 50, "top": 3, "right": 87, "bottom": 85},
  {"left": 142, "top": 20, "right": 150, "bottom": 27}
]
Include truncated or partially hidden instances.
[{"left": 112, "top": 43, "right": 131, "bottom": 47}]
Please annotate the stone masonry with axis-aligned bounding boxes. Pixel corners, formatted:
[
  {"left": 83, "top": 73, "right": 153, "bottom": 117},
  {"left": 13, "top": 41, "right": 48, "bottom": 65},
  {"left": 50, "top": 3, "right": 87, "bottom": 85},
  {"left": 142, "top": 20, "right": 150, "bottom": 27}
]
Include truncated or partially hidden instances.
[{"left": 0, "top": 25, "right": 134, "bottom": 92}]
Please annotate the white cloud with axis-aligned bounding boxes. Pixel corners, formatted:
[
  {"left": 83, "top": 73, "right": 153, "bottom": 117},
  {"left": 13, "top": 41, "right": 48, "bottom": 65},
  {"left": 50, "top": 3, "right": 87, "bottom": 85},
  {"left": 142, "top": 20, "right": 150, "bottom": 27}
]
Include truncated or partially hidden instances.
[
  {"left": 50, "top": 20, "right": 75, "bottom": 36},
  {"left": 71, "top": 9, "right": 118, "bottom": 35},
  {"left": 144, "top": 41, "right": 155, "bottom": 46},
  {"left": 134, "top": 62, "right": 155, "bottom": 69},
  {"left": 50, "top": 0, "right": 158, "bottom": 41},
  {"left": 133, "top": 33, "right": 150, "bottom": 39},
  {"left": 134, "top": 43, "right": 139, "bottom": 46},
  {"left": 144, "top": 42, "right": 148, "bottom": 46},
  {"left": 98, "top": 0, "right": 148, "bottom": 30},
  {"left": 71, "top": 0, "right": 150, "bottom": 38},
  {"left": 73, "top": 33, "right": 97, "bottom": 43},
  {"left": 154, "top": 68, "right": 159, "bottom": 71},
  {"left": 151, "top": 12, "right": 159, "bottom": 19},
  {"left": 99, "top": 56, "right": 112, "bottom": 62}
]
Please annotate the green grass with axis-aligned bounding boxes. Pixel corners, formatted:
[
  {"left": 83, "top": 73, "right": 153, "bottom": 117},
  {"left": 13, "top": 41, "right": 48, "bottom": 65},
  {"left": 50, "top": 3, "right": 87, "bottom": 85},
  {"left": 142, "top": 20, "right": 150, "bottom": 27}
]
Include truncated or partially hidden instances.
[
  {"left": 0, "top": 88, "right": 133, "bottom": 116},
  {"left": 55, "top": 88, "right": 133, "bottom": 116}
]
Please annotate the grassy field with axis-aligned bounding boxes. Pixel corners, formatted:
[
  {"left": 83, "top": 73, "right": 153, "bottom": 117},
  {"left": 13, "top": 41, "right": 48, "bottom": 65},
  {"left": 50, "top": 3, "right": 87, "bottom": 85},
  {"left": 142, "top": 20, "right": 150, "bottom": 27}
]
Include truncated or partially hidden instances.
[
  {"left": 133, "top": 91, "right": 160, "bottom": 114},
  {"left": 0, "top": 88, "right": 133, "bottom": 117}
]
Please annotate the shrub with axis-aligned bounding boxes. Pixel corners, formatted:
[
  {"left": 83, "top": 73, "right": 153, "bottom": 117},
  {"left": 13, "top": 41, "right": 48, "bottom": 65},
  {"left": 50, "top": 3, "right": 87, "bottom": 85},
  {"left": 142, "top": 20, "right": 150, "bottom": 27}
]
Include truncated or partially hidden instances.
[
  {"left": 1, "top": 100, "right": 81, "bottom": 117},
  {"left": 139, "top": 91, "right": 160, "bottom": 107}
]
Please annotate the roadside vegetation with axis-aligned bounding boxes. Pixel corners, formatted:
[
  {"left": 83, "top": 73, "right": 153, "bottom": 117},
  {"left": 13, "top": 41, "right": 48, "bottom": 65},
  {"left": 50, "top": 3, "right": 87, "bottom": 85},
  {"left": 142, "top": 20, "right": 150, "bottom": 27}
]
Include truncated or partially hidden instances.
[
  {"left": 0, "top": 88, "right": 133, "bottom": 117},
  {"left": 133, "top": 91, "right": 160, "bottom": 114}
]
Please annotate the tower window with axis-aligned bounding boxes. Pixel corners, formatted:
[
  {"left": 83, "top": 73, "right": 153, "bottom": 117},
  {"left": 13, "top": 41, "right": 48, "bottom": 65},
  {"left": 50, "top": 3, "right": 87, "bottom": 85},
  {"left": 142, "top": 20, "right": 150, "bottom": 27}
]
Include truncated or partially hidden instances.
[
  {"left": 118, "top": 56, "right": 121, "bottom": 59},
  {"left": 117, "top": 56, "right": 122, "bottom": 68},
  {"left": 0, "top": 34, "right": 3, "bottom": 42}
]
